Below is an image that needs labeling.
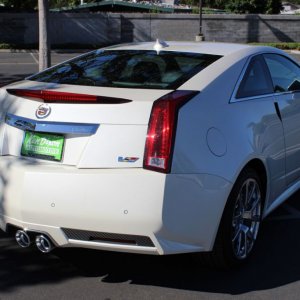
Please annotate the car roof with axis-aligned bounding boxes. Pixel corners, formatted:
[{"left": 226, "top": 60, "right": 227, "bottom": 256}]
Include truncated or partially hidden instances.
[{"left": 104, "top": 41, "right": 255, "bottom": 56}]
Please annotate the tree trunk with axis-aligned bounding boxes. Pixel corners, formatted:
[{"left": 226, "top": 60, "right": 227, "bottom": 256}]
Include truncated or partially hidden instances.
[{"left": 38, "top": 0, "right": 51, "bottom": 71}]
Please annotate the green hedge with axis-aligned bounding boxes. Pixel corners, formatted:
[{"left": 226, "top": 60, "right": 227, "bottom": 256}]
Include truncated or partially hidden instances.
[{"left": 250, "top": 42, "right": 300, "bottom": 51}]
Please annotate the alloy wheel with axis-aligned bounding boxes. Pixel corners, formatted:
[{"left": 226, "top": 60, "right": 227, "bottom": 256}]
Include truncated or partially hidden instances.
[{"left": 231, "top": 178, "right": 262, "bottom": 260}]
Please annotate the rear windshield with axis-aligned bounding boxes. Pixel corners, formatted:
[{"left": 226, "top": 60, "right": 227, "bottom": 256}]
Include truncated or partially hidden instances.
[{"left": 28, "top": 50, "right": 222, "bottom": 89}]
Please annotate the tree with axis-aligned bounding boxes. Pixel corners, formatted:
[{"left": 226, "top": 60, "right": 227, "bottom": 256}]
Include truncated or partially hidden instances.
[
  {"left": 226, "top": 0, "right": 282, "bottom": 14},
  {"left": 205, "top": 0, "right": 228, "bottom": 9},
  {"left": 49, "top": 0, "right": 98, "bottom": 8},
  {"left": 39, "top": 0, "right": 50, "bottom": 71},
  {"left": 0, "top": 0, "right": 36, "bottom": 9},
  {"left": 0, "top": 0, "right": 97, "bottom": 9},
  {"left": 226, "top": 0, "right": 266, "bottom": 13},
  {"left": 49, "top": 0, "right": 80, "bottom": 8},
  {"left": 266, "top": 0, "right": 283, "bottom": 14}
]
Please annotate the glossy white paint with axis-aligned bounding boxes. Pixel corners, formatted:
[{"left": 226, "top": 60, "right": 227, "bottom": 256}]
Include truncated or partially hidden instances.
[
  {"left": 276, "top": 91, "right": 300, "bottom": 186},
  {"left": 206, "top": 127, "right": 227, "bottom": 157},
  {"left": 0, "top": 82, "right": 170, "bottom": 168},
  {"left": 77, "top": 124, "right": 147, "bottom": 168},
  {"left": 104, "top": 41, "right": 252, "bottom": 56},
  {"left": 0, "top": 42, "right": 299, "bottom": 255},
  {"left": 0, "top": 156, "right": 231, "bottom": 253}
]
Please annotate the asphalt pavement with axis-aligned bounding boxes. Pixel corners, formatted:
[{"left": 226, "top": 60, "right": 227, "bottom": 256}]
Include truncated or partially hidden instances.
[
  {"left": 0, "top": 50, "right": 87, "bottom": 86},
  {"left": 1, "top": 50, "right": 300, "bottom": 299},
  {"left": 2, "top": 197, "right": 300, "bottom": 299}
]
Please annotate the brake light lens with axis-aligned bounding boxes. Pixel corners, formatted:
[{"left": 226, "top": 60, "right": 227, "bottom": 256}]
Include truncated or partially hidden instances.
[
  {"left": 143, "top": 90, "right": 198, "bottom": 173},
  {"left": 6, "top": 89, "right": 131, "bottom": 104}
]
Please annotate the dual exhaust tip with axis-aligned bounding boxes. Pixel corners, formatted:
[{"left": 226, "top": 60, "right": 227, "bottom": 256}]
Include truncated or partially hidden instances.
[{"left": 15, "top": 230, "right": 54, "bottom": 253}]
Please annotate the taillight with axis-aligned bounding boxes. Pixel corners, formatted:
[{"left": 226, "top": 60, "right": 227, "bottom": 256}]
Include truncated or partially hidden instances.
[
  {"left": 143, "top": 90, "right": 198, "bottom": 173},
  {"left": 6, "top": 89, "right": 131, "bottom": 104}
]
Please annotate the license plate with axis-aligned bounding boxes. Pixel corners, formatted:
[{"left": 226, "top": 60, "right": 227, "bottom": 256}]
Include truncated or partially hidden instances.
[{"left": 21, "top": 131, "right": 65, "bottom": 161}]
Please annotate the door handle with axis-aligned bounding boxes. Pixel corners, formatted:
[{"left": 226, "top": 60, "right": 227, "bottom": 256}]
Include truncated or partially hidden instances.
[{"left": 274, "top": 102, "right": 282, "bottom": 121}]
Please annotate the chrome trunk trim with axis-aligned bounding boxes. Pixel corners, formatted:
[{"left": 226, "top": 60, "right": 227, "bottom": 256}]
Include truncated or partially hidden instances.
[{"left": 5, "top": 113, "right": 99, "bottom": 135}]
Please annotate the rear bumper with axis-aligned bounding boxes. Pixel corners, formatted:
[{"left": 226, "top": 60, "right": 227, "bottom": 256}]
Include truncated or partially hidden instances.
[{"left": 0, "top": 156, "right": 232, "bottom": 255}]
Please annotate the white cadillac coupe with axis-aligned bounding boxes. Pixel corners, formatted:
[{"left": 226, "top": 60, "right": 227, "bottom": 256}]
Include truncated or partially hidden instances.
[{"left": 0, "top": 41, "right": 299, "bottom": 268}]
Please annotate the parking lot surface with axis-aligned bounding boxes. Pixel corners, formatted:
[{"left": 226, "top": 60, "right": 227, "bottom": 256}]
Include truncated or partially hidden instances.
[
  {"left": 0, "top": 50, "right": 300, "bottom": 300},
  {"left": 0, "top": 50, "right": 86, "bottom": 86},
  {"left": 2, "top": 198, "right": 300, "bottom": 300}
]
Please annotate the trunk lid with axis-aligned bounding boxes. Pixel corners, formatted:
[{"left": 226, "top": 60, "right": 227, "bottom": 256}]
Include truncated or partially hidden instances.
[{"left": 1, "top": 81, "right": 171, "bottom": 168}]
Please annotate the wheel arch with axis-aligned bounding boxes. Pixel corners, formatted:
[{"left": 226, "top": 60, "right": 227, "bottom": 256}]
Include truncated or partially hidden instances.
[
  {"left": 220, "top": 157, "right": 268, "bottom": 228},
  {"left": 208, "top": 158, "right": 268, "bottom": 266},
  {"left": 242, "top": 158, "right": 268, "bottom": 203}
]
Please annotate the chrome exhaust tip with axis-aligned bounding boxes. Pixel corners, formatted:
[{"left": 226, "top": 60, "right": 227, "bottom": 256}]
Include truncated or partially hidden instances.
[
  {"left": 35, "top": 235, "right": 54, "bottom": 253},
  {"left": 15, "top": 230, "right": 31, "bottom": 248}
]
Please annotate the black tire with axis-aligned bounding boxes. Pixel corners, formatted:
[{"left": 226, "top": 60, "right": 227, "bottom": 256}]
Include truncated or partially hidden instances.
[{"left": 197, "top": 167, "right": 264, "bottom": 268}]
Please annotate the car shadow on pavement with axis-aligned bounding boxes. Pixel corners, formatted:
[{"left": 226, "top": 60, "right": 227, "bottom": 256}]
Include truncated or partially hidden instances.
[
  {"left": 0, "top": 231, "right": 80, "bottom": 292},
  {"left": 55, "top": 217, "right": 300, "bottom": 294},
  {"left": 1, "top": 210, "right": 300, "bottom": 295}
]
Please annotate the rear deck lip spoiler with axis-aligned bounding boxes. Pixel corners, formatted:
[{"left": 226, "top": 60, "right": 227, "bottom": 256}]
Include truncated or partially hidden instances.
[
  {"left": 5, "top": 113, "right": 99, "bottom": 135},
  {"left": 6, "top": 89, "right": 132, "bottom": 104}
]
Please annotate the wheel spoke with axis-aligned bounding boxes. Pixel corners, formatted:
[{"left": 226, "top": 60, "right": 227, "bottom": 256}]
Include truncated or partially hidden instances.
[
  {"left": 237, "top": 192, "right": 244, "bottom": 211},
  {"left": 241, "top": 224, "right": 249, "bottom": 256},
  {"left": 232, "top": 212, "right": 242, "bottom": 225},
  {"left": 248, "top": 230, "right": 254, "bottom": 242},
  {"left": 231, "top": 176, "right": 262, "bottom": 260},
  {"left": 244, "top": 225, "right": 254, "bottom": 241},
  {"left": 243, "top": 229, "right": 247, "bottom": 257},
  {"left": 247, "top": 182, "right": 256, "bottom": 204},
  {"left": 237, "top": 232, "right": 243, "bottom": 256},
  {"left": 250, "top": 197, "right": 261, "bottom": 213},
  {"left": 242, "top": 197, "right": 261, "bottom": 221},
  {"left": 232, "top": 225, "right": 241, "bottom": 242},
  {"left": 234, "top": 229, "right": 243, "bottom": 256}
]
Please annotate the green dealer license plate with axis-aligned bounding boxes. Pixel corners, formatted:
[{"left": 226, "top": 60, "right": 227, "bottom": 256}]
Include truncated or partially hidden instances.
[{"left": 21, "top": 131, "right": 65, "bottom": 161}]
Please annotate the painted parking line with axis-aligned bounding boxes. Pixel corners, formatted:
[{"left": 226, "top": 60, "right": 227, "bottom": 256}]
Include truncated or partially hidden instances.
[{"left": 30, "top": 53, "right": 39, "bottom": 64}]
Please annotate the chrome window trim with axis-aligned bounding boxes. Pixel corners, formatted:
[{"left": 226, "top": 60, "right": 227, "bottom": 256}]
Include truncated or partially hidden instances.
[
  {"left": 230, "top": 54, "right": 257, "bottom": 103},
  {"left": 230, "top": 92, "right": 277, "bottom": 103},
  {"left": 5, "top": 113, "right": 99, "bottom": 135},
  {"left": 231, "top": 89, "right": 296, "bottom": 103},
  {"left": 230, "top": 52, "right": 300, "bottom": 103}
]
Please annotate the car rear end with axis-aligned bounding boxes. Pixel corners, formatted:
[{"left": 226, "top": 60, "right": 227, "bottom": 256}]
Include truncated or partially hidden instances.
[{"left": 0, "top": 42, "right": 232, "bottom": 255}]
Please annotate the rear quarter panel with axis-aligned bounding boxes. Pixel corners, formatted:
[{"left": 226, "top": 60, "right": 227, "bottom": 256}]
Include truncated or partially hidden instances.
[{"left": 172, "top": 54, "right": 286, "bottom": 207}]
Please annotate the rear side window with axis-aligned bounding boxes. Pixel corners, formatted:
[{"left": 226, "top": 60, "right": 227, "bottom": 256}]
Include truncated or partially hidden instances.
[
  {"left": 236, "top": 55, "right": 273, "bottom": 99},
  {"left": 28, "top": 50, "right": 221, "bottom": 90},
  {"left": 264, "top": 54, "right": 300, "bottom": 93}
]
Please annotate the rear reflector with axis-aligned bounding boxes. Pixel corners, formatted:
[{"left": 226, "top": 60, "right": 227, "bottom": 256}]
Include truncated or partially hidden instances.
[
  {"left": 6, "top": 89, "right": 132, "bottom": 104},
  {"left": 143, "top": 90, "right": 199, "bottom": 173}
]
